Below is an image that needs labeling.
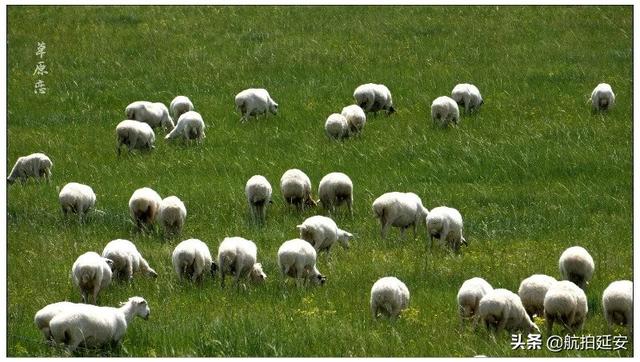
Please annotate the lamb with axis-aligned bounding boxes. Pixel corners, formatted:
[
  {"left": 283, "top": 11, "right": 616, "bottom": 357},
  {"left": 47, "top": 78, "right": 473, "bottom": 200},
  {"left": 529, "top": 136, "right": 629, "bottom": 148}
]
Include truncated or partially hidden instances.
[
  {"left": 49, "top": 296, "right": 150, "bottom": 353},
  {"left": 59, "top": 182, "right": 96, "bottom": 219},
  {"left": 451, "top": 83, "right": 483, "bottom": 113},
  {"left": 217, "top": 236, "right": 267, "bottom": 288},
  {"left": 353, "top": 83, "right": 396, "bottom": 115},
  {"left": 101, "top": 239, "right": 158, "bottom": 281},
  {"left": 169, "top": 95, "right": 194, "bottom": 120},
  {"left": 431, "top": 96, "right": 460, "bottom": 127},
  {"left": 341, "top": 104, "right": 367, "bottom": 134},
  {"left": 280, "top": 168, "right": 317, "bottom": 211},
  {"left": 370, "top": 276, "right": 410, "bottom": 319},
  {"left": 590, "top": 83, "right": 615, "bottom": 112},
  {"left": 128, "top": 187, "right": 162, "bottom": 229},
  {"left": 426, "top": 206, "right": 467, "bottom": 252},
  {"left": 372, "top": 192, "right": 429, "bottom": 239},
  {"left": 245, "top": 175, "right": 273, "bottom": 223},
  {"left": 165, "top": 111, "right": 205, "bottom": 142},
  {"left": 297, "top": 215, "right": 353, "bottom": 253},
  {"left": 71, "top": 251, "right": 114, "bottom": 304},
  {"left": 602, "top": 280, "right": 633, "bottom": 333},
  {"left": 318, "top": 172, "right": 353, "bottom": 215},
  {"left": 517, "top": 274, "right": 557, "bottom": 319},
  {"left": 235, "top": 88, "right": 278, "bottom": 122},
  {"left": 558, "top": 246, "right": 594, "bottom": 289},
  {"left": 543, "top": 280, "right": 588, "bottom": 334},
  {"left": 478, "top": 288, "right": 539, "bottom": 334},
  {"left": 277, "top": 238, "right": 326, "bottom": 287},
  {"left": 34, "top": 301, "right": 82, "bottom": 341},
  {"left": 115, "top": 120, "right": 156, "bottom": 155},
  {"left": 324, "top": 113, "right": 349, "bottom": 140},
  {"left": 124, "top": 101, "right": 174, "bottom": 131},
  {"left": 7, "top": 152, "right": 52, "bottom": 184},
  {"left": 457, "top": 277, "right": 493, "bottom": 328},
  {"left": 172, "top": 238, "right": 216, "bottom": 282},
  {"left": 157, "top": 195, "right": 187, "bottom": 235}
]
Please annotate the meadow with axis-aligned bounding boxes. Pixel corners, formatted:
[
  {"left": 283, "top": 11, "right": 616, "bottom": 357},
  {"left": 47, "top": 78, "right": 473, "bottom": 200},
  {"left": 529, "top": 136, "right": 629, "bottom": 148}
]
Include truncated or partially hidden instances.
[{"left": 6, "top": 5, "right": 633, "bottom": 357}]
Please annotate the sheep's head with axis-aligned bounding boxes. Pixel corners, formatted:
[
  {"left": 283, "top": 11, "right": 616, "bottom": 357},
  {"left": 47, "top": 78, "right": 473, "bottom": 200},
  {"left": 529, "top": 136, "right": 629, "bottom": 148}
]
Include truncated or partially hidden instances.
[
  {"left": 103, "top": 258, "right": 115, "bottom": 271},
  {"left": 305, "top": 197, "right": 318, "bottom": 208},
  {"left": 269, "top": 102, "right": 278, "bottom": 115},
  {"left": 163, "top": 117, "right": 175, "bottom": 132},
  {"left": 338, "top": 230, "right": 353, "bottom": 249},
  {"left": 125, "top": 297, "right": 150, "bottom": 320},
  {"left": 145, "top": 268, "right": 158, "bottom": 278},
  {"left": 250, "top": 263, "right": 267, "bottom": 283},
  {"left": 297, "top": 225, "right": 314, "bottom": 243},
  {"left": 210, "top": 262, "right": 219, "bottom": 278},
  {"left": 387, "top": 105, "right": 396, "bottom": 115}
]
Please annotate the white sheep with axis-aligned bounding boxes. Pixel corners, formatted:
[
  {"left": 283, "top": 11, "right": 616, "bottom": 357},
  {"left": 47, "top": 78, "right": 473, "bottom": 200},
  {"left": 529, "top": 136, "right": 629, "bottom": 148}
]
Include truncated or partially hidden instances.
[
  {"left": 478, "top": 288, "right": 539, "bottom": 334},
  {"left": 59, "top": 182, "right": 96, "bottom": 220},
  {"left": 426, "top": 206, "right": 466, "bottom": 252},
  {"left": 341, "top": 104, "right": 367, "bottom": 134},
  {"left": 49, "top": 296, "right": 150, "bottom": 352},
  {"left": 217, "top": 236, "right": 267, "bottom": 288},
  {"left": 517, "top": 274, "right": 557, "bottom": 319},
  {"left": 353, "top": 83, "right": 395, "bottom": 115},
  {"left": 172, "top": 238, "right": 215, "bottom": 282},
  {"left": 324, "top": 113, "right": 349, "bottom": 140},
  {"left": 7, "top": 152, "right": 52, "bottom": 184},
  {"left": 71, "top": 251, "right": 113, "bottom": 304},
  {"left": 157, "top": 195, "right": 187, "bottom": 235},
  {"left": 318, "top": 172, "right": 353, "bottom": 215},
  {"left": 457, "top": 277, "right": 493, "bottom": 328},
  {"left": 34, "top": 301, "right": 81, "bottom": 341},
  {"left": 235, "top": 88, "right": 278, "bottom": 122},
  {"left": 372, "top": 192, "right": 429, "bottom": 239},
  {"left": 101, "top": 239, "right": 158, "bottom": 281},
  {"left": 451, "top": 83, "right": 483, "bottom": 113},
  {"left": 296, "top": 215, "right": 353, "bottom": 253},
  {"left": 245, "top": 175, "right": 273, "bottom": 223},
  {"left": 125, "top": 101, "right": 174, "bottom": 131},
  {"left": 558, "top": 246, "right": 594, "bottom": 289},
  {"left": 128, "top": 187, "right": 162, "bottom": 229},
  {"left": 602, "top": 280, "right": 632, "bottom": 333},
  {"left": 165, "top": 111, "right": 205, "bottom": 142},
  {"left": 277, "top": 238, "right": 326, "bottom": 287},
  {"left": 590, "top": 83, "right": 615, "bottom": 112},
  {"left": 169, "top": 95, "right": 194, "bottom": 120},
  {"left": 280, "top": 168, "right": 317, "bottom": 211},
  {"left": 543, "top": 280, "right": 588, "bottom": 334},
  {"left": 370, "top": 276, "right": 410, "bottom": 319},
  {"left": 115, "top": 120, "right": 156, "bottom": 155},
  {"left": 431, "top": 96, "right": 460, "bottom": 127}
]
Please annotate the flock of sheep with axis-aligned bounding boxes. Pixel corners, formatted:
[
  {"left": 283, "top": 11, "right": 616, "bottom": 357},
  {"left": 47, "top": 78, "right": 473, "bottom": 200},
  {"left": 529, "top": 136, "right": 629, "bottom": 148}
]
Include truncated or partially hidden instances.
[{"left": 9, "top": 80, "right": 629, "bottom": 354}]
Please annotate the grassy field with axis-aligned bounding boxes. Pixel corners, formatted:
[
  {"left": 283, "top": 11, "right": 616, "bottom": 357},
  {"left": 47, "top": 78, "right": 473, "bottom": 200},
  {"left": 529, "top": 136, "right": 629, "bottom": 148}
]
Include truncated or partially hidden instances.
[{"left": 6, "top": 5, "right": 633, "bottom": 357}]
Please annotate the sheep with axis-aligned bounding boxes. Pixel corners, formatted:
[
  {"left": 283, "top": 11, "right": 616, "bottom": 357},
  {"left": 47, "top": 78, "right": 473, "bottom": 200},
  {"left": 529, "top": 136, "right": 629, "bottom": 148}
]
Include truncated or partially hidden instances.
[
  {"left": 172, "top": 239, "right": 216, "bottom": 282},
  {"left": 235, "top": 88, "right": 278, "bottom": 122},
  {"left": 277, "top": 238, "right": 326, "bottom": 287},
  {"left": 34, "top": 301, "right": 81, "bottom": 341},
  {"left": 296, "top": 215, "right": 353, "bottom": 253},
  {"left": 517, "top": 274, "right": 557, "bottom": 319},
  {"left": 124, "top": 101, "right": 174, "bottom": 131},
  {"left": 426, "top": 206, "right": 467, "bottom": 252},
  {"left": 157, "top": 196, "right": 187, "bottom": 235},
  {"left": 457, "top": 277, "right": 493, "bottom": 328},
  {"left": 71, "top": 251, "right": 114, "bottom": 305},
  {"left": 59, "top": 182, "right": 96, "bottom": 220},
  {"left": 543, "top": 280, "right": 588, "bottom": 334},
  {"left": 370, "top": 276, "right": 410, "bottom": 319},
  {"left": 7, "top": 152, "right": 52, "bottom": 184},
  {"left": 451, "top": 83, "right": 483, "bottom": 113},
  {"left": 169, "top": 95, "right": 194, "bottom": 120},
  {"left": 49, "top": 296, "right": 150, "bottom": 353},
  {"left": 324, "top": 113, "right": 349, "bottom": 140},
  {"left": 431, "top": 96, "right": 460, "bottom": 127},
  {"left": 558, "top": 246, "right": 594, "bottom": 289},
  {"left": 245, "top": 175, "right": 272, "bottom": 223},
  {"left": 590, "top": 83, "right": 615, "bottom": 112},
  {"left": 602, "top": 280, "right": 632, "bottom": 333},
  {"left": 101, "top": 239, "right": 158, "bottom": 281},
  {"left": 128, "top": 187, "right": 162, "bottom": 229},
  {"left": 318, "top": 172, "right": 353, "bottom": 215},
  {"left": 165, "top": 111, "right": 205, "bottom": 142},
  {"left": 115, "top": 120, "right": 156, "bottom": 155},
  {"left": 280, "top": 168, "right": 317, "bottom": 211},
  {"left": 372, "top": 192, "right": 429, "bottom": 239},
  {"left": 341, "top": 104, "right": 366, "bottom": 134},
  {"left": 353, "top": 83, "right": 396, "bottom": 115},
  {"left": 217, "top": 236, "right": 267, "bottom": 288},
  {"left": 478, "top": 288, "right": 539, "bottom": 335}
]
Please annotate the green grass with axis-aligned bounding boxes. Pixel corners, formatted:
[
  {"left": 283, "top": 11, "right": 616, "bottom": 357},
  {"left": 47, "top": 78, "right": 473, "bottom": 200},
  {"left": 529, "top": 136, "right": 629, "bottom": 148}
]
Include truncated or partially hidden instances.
[{"left": 7, "top": 5, "right": 632, "bottom": 357}]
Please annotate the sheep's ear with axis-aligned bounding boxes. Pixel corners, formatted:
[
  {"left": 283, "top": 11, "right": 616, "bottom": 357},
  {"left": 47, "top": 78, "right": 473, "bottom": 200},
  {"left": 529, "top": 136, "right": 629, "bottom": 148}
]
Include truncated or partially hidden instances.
[
  {"left": 296, "top": 224, "right": 305, "bottom": 231},
  {"left": 462, "top": 237, "right": 468, "bottom": 246},
  {"left": 346, "top": 232, "right": 353, "bottom": 238},
  {"left": 255, "top": 263, "right": 262, "bottom": 269},
  {"left": 104, "top": 258, "right": 114, "bottom": 267}
]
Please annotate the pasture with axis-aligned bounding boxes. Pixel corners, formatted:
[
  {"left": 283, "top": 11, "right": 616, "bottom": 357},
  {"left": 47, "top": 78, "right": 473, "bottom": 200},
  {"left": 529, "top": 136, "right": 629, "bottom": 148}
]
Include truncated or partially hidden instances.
[{"left": 6, "top": 5, "right": 633, "bottom": 357}]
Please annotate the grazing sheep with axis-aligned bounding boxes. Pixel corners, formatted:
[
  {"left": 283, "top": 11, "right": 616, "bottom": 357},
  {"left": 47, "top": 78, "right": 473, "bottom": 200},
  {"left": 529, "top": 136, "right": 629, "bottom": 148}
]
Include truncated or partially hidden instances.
[
  {"left": 49, "top": 296, "right": 150, "bottom": 353},
  {"left": 325, "top": 113, "right": 349, "bottom": 140},
  {"left": 558, "top": 246, "right": 594, "bottom": 289},
  {"left": 34, "top": 301, "right": 81, "bottom": 341},
  {"left": 431, "top": 96, "right": 460, "bottom": 127},
  {"left": 125, "top": 101, "right": 174, "bottom": 131},
  {"left": 101, "top": 239, "right": 158, "bottom": 281},
  {"left": 277, "top": 238, "right": 326, "bottom": 287},
  {"left": 280, "top": 169, "right": 317, "bottom": 211},
  {"left": 157, "top": 196, "right": 187, "bottom": 235},
  {"left": 591, "top": 83, "right": 615, "bottom": 112},
  {"left": 543, "top": 280, "right": 588, "bottom": 334},
  {"left": 235, "top": 88, "right": 278, "bottom": 122},
  {"left": 478, "top": 288, "right": 539, "bottom": 334},
  {"left": 457, "top": 277, "right": 493, "bottom": 328},
  {"left": 165, "top": 111, "right": 205, "bottom": 142},
  {"left": 169, "top": 95, "right": 194, "bottom": 120},
  {"left": 128, "top": 187, "right": 162, "bottom": 229},
  {"left": 451, "top": 83, "right": 483, "bottom": 113},
  {"left": 172, "top": 239, "right": 215, "bottom": 282},
  {"left": 353, "top": 83, "right": 396, "bottom": 115},
  {"left": 518, "top": 274, "right": 557, "bottom": 319},
  {"left": 370, "top": 276, "right": 410, "bottom": 319},
  {"left": 7, "top": 152, "right": 52, "bottom": 184},
  {"left": 59, "top": 182, "right": 96, "bottom": 219},
  {"left": 71, "top": 252, "right": 113, "bottom": 305},
  {"left": 217, "top": 236, "right": 266, "bottom": 288},
  {"left": 297, "top": 215, "right": 353, "bottom": 253},
  {"left": 245, "top": 175, "right": 272, "bottom": 223},
  {"left": 602, "top": 280, "right": 632, "bottom": 333},
  {"left": 341, "top": 104, "right": 367, "bottom": 134},
  {"left": 426, "top": 206, "right": 467, "bottom": 252},
  {"left": 372, "top": 192, "right": 429, "bottom": 239},
  {"left": 318, "top": 172, "right": 353, "bottom": 215},
  {"left": 115, "top": 120, "right": 156, "bottom": 155}
]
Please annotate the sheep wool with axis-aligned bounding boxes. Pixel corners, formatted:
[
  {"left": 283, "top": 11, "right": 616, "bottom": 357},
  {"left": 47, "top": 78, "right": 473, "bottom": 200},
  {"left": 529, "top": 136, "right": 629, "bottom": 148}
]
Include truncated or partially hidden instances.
[
  {"left": 325, "top": 113, "right": 349, "bottom": 140},
  {"left": 591, "top": 83, "right": 615, "bottom": 112},
  {"left": 558, "top": 246, "right": 594, "bottom": 289},
  {"left": 280, "top": 168, "right": 316, "bottom": 211},
  {"left": 102, "top": 239, "right": 158, "bottom": 280},
  {"left": 169, "top": 95, "right": 194, "bottom": 120},
  {"left": 235, "top": 88, "right": 278, "bottom": 122},
  {"left": 7, "top": 152, "right": 52, "bottom": 184},
  {"left": 71, "top": 251, "right": 113, "bottom": 304},
  {"left": 457, "top": 277, "right": 493, "bottom": 327},
  {"left": 172, "top": 239, "right": 214, "bottom": 282},
  {"left": 478, "top": 288, "right": 539, "bottom": 334},
  {"left": 158, "top": 195, "right": 187, "bottom": 235},
  {"left": 602, "top": 280, "right": 632, "bottom": 332},
  {"left": 297, "top": 215, "right": 353, "bottom": 253},
  {"left": 128, "top": 187, "right": 162, "bottom": 228},
  {"left": 318, "top": 172, "right": 353, "bottom": 215},
  {"left": 518, "top": 274, "right": 557, "bottom": 319},
  {"left": 115, "top": 120, "right": 156, "bottom": 155},
  {"left": 277, "top": 238, "right": 326, "bottom": 287},
  {"left": 245, "top": 175, "right": 273, "bottom": 223},
  {"left": 543, "top": 280, "right": 588, "bottom": 334},
  {"left": 426, "top": 206, "right": 466, "bottom": 252},
  {"left": 341, "top": 104, "right": 366, "bottom": 134},
  {"left": 165, "top": 111, "right": 205, "bottom": 141},
  {"left": 370, "top": 276, "right": 410, "bottom": 319},
  {"left": 451, "top": 83, "right": 483, "bottom": 113},
  {"left": 431, "top": 96, "right": 460, "bottom": 127},
  {"left": 59, "top": 182, "right": 96, "bottom": 218},
  {"left": 217, "top": 236, "right": 266, "bottom": 288},
  {"left": 372, "top": 192, "right": 429, "bottom": 239},
  {"left": 125, "top": 101, "right": 174, "bottom": 131}
]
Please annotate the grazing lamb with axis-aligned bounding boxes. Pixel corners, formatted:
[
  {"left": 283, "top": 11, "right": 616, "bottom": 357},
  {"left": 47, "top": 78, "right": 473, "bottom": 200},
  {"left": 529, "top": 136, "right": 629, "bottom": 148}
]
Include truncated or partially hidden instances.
[
  {"left": 128, "top": 187, "right": 162, "bottom": 229},
  {"left": 518, "top": 274, "right": 557, "bottom": 319},
  {"left": 169, "top": 95, "right": 194, "bottom": 120},
  {"left": 235, "top": 88, "right": 278, "bottom": 122},
  {"left": 478, "top": 288, "right": 539, "bottom": 334},
  {"left": 7, "top": 152, "right": 52, "bottom": 184},
  {"left": 297, "top": 215, "right": 353, "bottom": 253},
  {"left": 245, "top": 175, "right": 273, "bottom": 223},
  {"left": 280, "top": 168, "right": 317, "bottom": 211},
  {"left": 172, "top": 239, "right": 215, "bottom": 282},
  {"left": 49, "top": 296, "right": 150, "bottom": 353},
  {"left": 370, "top": 276, "right": 410, "bottom": 319},
  {"left": 558, "top": 246, "right": 594, "bottom": 289},
  {"left": 217, "top": 236, "right": 266, "bottom": 288},
  {"left": 353, "top": 83, "right": 396, "bottom": 115},
  {"left": 125, "top": 101, "right": 174, "bottom": 131},
  {"left": 431, "top": 96, "right": 460, "bottom": 127},
  {"left": 115, "top": 120, "right": 156, "bottom": 155},
  {"left": 318, "top": 172, "right": 353, "bottom": 215},
  {"left": 457, "top": 277, "right": 493, "bottom": 328},
  {"left": 543, "top": 280, "right": 588, "bottom": 334},
  {"left": 341, "top": 104, "right": 367, "bottom": 134},
  {"left": 59, "top": 182, "right": 96, "bottom": 219},
  {"left": 34, "top": 301, "right": 81, "bottom": 341},
  {"left": 102, "top": 239, "right": 158, "bottom": 281},
  {"left": 71, "top": 252, "right": 114, "bottom": 304},
  {"left": 277, "top": 238, "right": 326, "bottom": 287},
  {"left": 372, "top": 192, "right": 429, "bottom": 239},
  {"left": 426, "top": 206, "right": 467, "bottom": 252},
  {"left": 157, "top": 196, "right": 187, "bottom": 235},
  {"left": 165, "top": 111, "right": 205, "bottom": 142},
  {"left": 451, "top": 83, "right": 483, "bottom": 113},
  {"left": 590, "top": 83, "right": 615, "bottom": 112},
  {"left": 602, "top": 280, "right": 632, "bottom": 333},
  {"left": 325, "top": 113, "right": 349, "bottom": 140}
]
